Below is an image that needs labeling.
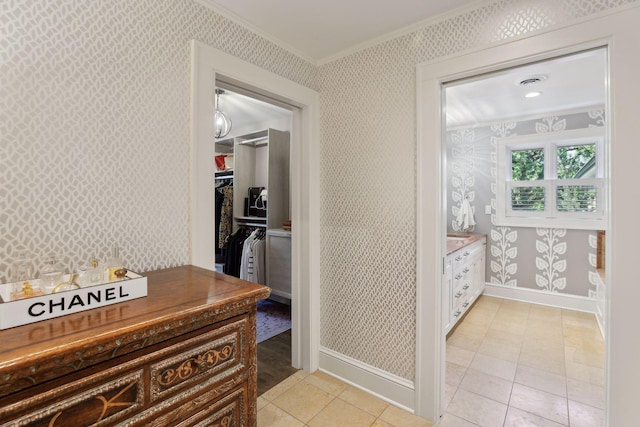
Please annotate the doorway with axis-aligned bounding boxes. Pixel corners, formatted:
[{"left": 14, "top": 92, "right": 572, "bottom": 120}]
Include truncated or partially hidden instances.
[
  {"left": 413, "top": 13, "right": 638, "bottom": 417},
  {"left": 211, "top": 83, "right": 298, "bottom": 394},
  {"left": 190, "top": 40, "right": 321, "bottom": 375},
  {"left": 438, "top": 48, "right": 608, "bottom": 425}
]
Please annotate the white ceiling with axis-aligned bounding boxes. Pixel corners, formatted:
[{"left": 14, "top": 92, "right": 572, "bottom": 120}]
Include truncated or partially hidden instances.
[
  {"left": 445, "top": 48, "right": 606, "bottom": 128},
  {"left": 199, "top": 0, "right": 481, "bottom": 63},
  {"left": 206, "top": 2, "right": 605, "bottom": 132}
]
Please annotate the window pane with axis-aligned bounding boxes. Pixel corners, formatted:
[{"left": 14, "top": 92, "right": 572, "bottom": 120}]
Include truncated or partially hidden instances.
[
  {"left": 557, "top": 185, "right": 598, "bottom": 212},
  {"left": 511, "top": 186, "right": 545, "bottom": 211},
  {"left": 511, "top": 149, "right": 544, "bottom": 181},
  {"left": 557, "top": 144, "right": 596, "bottom": 179}
]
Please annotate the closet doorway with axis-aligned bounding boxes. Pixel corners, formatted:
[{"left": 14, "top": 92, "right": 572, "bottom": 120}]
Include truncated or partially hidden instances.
[
  {"left": 212, "top": 84, "right": 298, "bottom": 394},
  {"left": 190, "top": 41, "right": 321, "bottom": 379}
]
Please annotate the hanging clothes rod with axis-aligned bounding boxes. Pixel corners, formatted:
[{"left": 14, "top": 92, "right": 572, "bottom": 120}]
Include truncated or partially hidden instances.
[{"left": 238, "top": 136, "right": 268, "bottom": 145}]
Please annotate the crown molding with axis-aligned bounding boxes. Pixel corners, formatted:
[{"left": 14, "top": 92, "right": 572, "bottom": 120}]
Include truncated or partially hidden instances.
[
  {"left": 192, "top": 0, "right": 317, "bottom": 65},
  {"left": 317, "top": 0, "right": 493, "bottom": 66}
]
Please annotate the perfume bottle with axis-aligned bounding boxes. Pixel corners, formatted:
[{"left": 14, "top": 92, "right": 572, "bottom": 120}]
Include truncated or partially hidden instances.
[
  {"left": 87, "top": 258, "right": 102, "bottom": 284},
  {"left": 105, "top": 246, "right": 123, "bottom": 281},
  {"left": 11, "top": 248, "right": 34, "bottom": 282},
  {"left": 40, "top": 255, "right": 65, "bottom": 294}
]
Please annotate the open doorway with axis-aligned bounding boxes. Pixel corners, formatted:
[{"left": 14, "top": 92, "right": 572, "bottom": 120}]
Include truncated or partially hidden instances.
[
  {"left": 416, "top": 39, "right": 611, "bottom": 423},
  {"left": 190, "top": 40, "right": 321, "bottom": 382},
  {"left": 440, "top": 47, "right": 608, "bottom": 425},
  {"left": 211, "top": 83, "right": 298, "bottom": 394}
]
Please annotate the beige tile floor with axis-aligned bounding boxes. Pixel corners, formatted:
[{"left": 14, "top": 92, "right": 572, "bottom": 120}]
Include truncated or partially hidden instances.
[
  {"left": 257, "top": 296, "right": 605, "bottom": 426},
  {"left": 257, "top": 369, "right": 434, "bottom": 427},
  {"left": 442, "top": 295, "right": 605, "bottom": 427}
]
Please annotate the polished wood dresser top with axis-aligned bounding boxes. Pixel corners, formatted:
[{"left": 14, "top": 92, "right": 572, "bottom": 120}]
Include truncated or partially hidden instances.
[{"left": 0, "top": 265, "right": 270, "bottom": 426}]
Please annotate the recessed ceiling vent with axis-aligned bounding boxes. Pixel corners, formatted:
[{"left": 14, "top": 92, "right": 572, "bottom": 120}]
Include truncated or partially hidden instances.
[{"left": 517, "top": 74, "right": 548, "bottom": 86}]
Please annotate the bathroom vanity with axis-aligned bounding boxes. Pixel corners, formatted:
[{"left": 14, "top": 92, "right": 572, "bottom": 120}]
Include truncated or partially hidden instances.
[
  {"left": 0, "top": 265, "right": 270, "bottom": 426},
  {"left": 444, "top": 233, "right": 487, "bottom": 334}
]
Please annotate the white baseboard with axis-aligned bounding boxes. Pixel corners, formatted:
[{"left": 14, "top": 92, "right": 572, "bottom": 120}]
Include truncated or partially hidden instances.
[
  {"left": 319, "top": 347, "right": 415, "bottom": 412},
  {"left": 483, "top": 283, "right": 596, "bottom": 313}
]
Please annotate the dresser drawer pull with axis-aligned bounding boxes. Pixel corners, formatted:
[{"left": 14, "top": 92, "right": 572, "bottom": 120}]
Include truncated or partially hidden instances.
[
  {"left": 453, "top": 311, "right": 461, "bottom": 318},
  {"left": 463, "top": 285, "right": 469, "bottom": 290}
]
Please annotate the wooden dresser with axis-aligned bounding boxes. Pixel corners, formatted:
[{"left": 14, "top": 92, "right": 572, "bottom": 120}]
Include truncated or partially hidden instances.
[{"left": 0, "top": 265, "right": 270, "bottom": 426}]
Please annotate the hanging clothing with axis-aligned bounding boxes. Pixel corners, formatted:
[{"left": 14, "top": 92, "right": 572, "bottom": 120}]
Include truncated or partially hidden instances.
[
  {"left": 224, "top": 228, "right": 248, "bottom": 277},
  {"left": 218, "top": 186, "right": 233, "bottom": 249},
  {"left": 252, "top": 236, "right": 266, "bottom": 284}
]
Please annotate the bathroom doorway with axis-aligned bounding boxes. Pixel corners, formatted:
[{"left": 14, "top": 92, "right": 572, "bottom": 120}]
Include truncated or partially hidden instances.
[
  {"left": 441, "top": 47, "right": 608, "bottom": 424},
  {"left": 416, "top": 19, "right": 624, "bottom": 419}
]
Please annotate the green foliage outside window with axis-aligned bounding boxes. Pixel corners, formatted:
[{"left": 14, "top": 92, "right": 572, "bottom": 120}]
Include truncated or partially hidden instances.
[
  {"left": 510, "top": 144, "right": 596, "bottom": 212},
  {"left": 557, "top": 144, "right": 596, "bottom": 179}
]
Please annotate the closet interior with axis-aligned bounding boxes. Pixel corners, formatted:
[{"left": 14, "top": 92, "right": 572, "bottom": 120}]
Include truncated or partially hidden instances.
[{"left": 215, "top": 124, "right": 292, "bottom": 302}]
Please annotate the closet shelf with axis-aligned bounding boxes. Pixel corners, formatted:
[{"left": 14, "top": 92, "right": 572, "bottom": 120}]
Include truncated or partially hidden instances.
[
  {"left": 215, "top": 170, "right": 234, "bottom": 179},
  {"left": 235, "top": 216, "right": 267, "bottom": 228}
]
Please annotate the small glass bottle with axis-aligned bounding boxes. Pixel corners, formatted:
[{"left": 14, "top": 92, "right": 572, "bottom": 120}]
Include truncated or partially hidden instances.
[
  {"left": 105, "top": 246, "right": 123, "bottom": 282},
  {"left": 39, "top": 255, "right": 65, "bottom": 294},
  {"left": 87, "top": 257, "right": 102, "bottom": 284},
  {"left": 75, "top": 263, "right": 89, "bottom": 286}
]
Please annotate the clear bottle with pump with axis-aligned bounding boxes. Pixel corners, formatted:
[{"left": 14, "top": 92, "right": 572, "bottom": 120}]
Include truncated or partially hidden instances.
[{"left": 105, "top": 246, "right": 123, "bottom": 281}]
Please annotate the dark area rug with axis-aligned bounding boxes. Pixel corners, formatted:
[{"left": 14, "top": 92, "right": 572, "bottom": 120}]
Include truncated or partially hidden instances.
[{"left": 257, "top": 299, "right": 291, "bottom": 343}]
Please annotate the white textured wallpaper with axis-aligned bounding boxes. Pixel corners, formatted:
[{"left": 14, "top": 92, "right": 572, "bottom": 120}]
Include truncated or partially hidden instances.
[
  {"left": 0, "top": 0, "right": 315, "bottom": 281},
  {"left": 317, "top": 0, "right": 636, "bottom": 380}
]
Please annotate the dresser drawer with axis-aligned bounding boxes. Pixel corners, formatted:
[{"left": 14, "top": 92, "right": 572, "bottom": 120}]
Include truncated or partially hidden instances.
[
  {"left": 1, "top": 315, "right": 251, "bottom": 427},
  {"left": 176, "top": 385, "right": 247, "bottom": 427},
  {"left": 5, "top": 370, "right": 145, "bottom": 427},
  {"left": 149, "top": 317, "right": 248, "bottom": 402}
]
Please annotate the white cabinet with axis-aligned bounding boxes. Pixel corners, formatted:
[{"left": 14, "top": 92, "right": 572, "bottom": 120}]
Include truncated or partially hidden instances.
[
  {"left": 443, "top": 258, "right": 453, "bottom": 333},
  {"left": 445, "top": 236, "right": 486, "bottom": 334},
  {"left": 266, "top": 229, "right": 291, "bottom": 300}
]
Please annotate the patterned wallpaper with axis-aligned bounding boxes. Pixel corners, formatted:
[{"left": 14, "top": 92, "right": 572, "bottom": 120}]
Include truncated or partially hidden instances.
[
  {"left": 2, "top": 0, "right": 636, "bottom": 384},
  {"left": 0, "top": 0, "right": 315, "bottom": 282},
  {"left": 317, "top": 0, "right": 635, "bottom": 381},
  {"left": 446, "top": 109, "right": 605, "bottom": 297}
]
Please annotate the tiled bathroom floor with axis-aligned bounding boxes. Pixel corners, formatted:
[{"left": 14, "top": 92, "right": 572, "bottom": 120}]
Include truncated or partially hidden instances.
[{"left": 257, "top": 295, "right": 605, "bottom": 426}]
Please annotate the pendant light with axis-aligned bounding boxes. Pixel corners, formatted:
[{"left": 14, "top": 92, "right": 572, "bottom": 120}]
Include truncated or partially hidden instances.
[{"left": 214, "top": 88, "right": 232, "bottom": 138}]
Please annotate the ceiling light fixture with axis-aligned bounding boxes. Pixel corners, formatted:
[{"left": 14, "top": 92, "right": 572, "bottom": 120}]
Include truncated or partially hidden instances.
[
  {"left": 525, "top": 91, "right": 542, "bottom": 98},
  {"left": 214, "top": 88, "right": 232, "bottom": 139}
]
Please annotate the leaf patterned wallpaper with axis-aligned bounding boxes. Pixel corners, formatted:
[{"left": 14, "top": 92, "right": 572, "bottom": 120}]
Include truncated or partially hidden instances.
[{"left": 447, "top": 109, "right": 605, "bottom": 297}]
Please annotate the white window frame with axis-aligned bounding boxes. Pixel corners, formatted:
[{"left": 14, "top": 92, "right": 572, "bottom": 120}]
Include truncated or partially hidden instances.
[{"left": 496, "top": 127, "right": 606, "bottom": 229}]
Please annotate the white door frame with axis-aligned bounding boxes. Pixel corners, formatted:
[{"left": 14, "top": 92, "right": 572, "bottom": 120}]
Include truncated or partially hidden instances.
[
  {"left": 416, "top": 6, "right": 640, "bottom": 423},
  {"left": 189, "top": 40, "right": 321, "bottom": 372}
]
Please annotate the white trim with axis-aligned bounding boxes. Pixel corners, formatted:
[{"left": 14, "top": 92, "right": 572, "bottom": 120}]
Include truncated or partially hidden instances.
[
  {"left": 319, "top": 347, "right": 415, "bottom": 412},
  {"left": 483, "top": 284, "right": 596, "bottom": 313},
  {"left": 190, "top": 40, "right": 320, "bottom": 373}
]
